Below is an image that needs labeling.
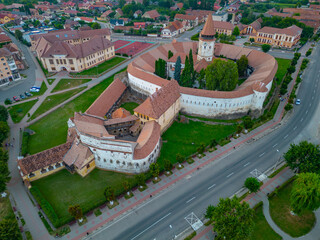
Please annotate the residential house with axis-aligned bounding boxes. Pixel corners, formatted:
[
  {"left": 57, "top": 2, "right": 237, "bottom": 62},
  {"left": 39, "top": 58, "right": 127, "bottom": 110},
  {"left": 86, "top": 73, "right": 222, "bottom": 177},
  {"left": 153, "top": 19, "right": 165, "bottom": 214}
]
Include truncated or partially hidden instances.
[
  {"left": 241, "top": 18, "right": 262, "bottom": 35},
  {"left": 0, "top": 14, "right": 14, "bottom": 24},
  {"left": 64, "top": 19, "right": 80, "bottom": 29},
  {"left": 100, "top": 10, "right": 114, "bottom": 20},
  {"left": 134, "top": 10, "right": 142, "bottom": 18},
  {"left": 110, "top": 19, "right": 124, "bottom": 29},
  {"left": 254, "top": 25, "right": 302, "bottom": 48},
  {"left": 213, "top": 20, "right": 235, "bottom": 35},
  {"left": 115, "top": 8, "right": 123, "bottom": 18},
  {"left": 174, "top": 14, "right": 198, "bottom": 28},
  {"left": 142, "top": 10, "right": 160, "bottom": 20},
  {"left": 0, "top": 48, "right": 21, "bottom": 87},
  {"left": 212, "top": 12, "right": 228, "bottom": 22},
  {"left": 161, "top": 20, "right": 185, "bottom": 38},
  {"left": 134, "top": 22, "right": 146, "bottom": 29}
]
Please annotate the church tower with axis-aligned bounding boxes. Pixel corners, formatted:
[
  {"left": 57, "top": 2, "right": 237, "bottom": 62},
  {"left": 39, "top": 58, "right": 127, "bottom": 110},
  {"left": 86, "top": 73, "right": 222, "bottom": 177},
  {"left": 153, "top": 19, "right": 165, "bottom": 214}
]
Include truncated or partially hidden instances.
[{"left": 197, "top": 15, "right": 215, "bottom": 61}]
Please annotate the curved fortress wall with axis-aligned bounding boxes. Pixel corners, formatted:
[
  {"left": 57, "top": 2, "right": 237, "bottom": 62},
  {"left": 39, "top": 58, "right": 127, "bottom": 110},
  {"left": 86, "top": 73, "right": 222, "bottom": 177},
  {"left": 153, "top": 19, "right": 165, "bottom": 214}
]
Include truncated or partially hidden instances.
[{"left": 127, "top": 42, "right": 278, "bottom": 119}]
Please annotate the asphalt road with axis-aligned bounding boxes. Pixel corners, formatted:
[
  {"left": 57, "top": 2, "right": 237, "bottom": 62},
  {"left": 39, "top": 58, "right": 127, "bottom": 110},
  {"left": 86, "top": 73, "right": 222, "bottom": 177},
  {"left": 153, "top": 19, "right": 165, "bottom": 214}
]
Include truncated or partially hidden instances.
[{"left": 86, "top": 46, "right": 320, "bottom": 240}]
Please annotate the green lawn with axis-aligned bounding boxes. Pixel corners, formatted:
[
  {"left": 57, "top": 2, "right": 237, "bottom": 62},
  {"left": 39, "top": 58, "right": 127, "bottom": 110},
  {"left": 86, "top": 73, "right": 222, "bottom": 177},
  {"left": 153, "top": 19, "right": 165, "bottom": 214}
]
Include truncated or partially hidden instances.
[
  {"left": 32, "top": 81, "right": 48, "bottom": 96},
  {"left": 8, "top": 100, "right": 38, "bottom": 123},
  {"left": 32, "top": 169, "right": 137, "bottom": 226},
  {"left": 157, "top": 120, "right": 237, "bottom": 168},
  {"left": 30, "top": 87, "right": 87, "bottom": 121},
  {"left": 47, "top": 79, "right": 55, "bottom": 85},
  {"left": 120, "top": 102, "right": 139, "bottom": 114},
  {"left": 249, "top": 203, "right": 282, "bottom": 240},
  {"left": 70, "top": 57, "right": 126, "bottom": 76},
  {"left": 52, "top": 79, "right": 91, "bottom": 93},
  {"left": 25, "top": 69, "right": 126, "bottom": 155},
  {"left": 275, "top": 58, "right": 291, "bottom": 84},
  {"left": 269, "top": 181, "right": 316, "bottom": 237}
]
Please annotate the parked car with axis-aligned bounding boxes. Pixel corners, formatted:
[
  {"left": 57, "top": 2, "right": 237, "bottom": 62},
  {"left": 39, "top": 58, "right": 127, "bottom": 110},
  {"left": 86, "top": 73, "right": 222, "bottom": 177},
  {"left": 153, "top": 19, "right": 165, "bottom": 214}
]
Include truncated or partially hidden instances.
[
  {"left": 295, "top": 99, "right": 301, "bottom": 105},
  {"left": 20, "top": 94, "right": 26, "bottom": 99},
  {"left": 30, "top": 87, "right": 40, "bottom": 92},
  {"left": 25, "top": 91, "right": 32, "bottom": 97},
  {"left": 13, "top": 96, "right": 20, "bottom": 101}
]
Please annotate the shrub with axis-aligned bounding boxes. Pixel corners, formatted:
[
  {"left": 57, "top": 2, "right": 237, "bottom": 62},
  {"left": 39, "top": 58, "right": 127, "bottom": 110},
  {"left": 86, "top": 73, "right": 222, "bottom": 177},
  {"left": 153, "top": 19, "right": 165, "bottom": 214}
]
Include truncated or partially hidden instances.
[
  {"left": 287, "top": 65, "right": 296, "bottom": 74},
  {"left": 261, "top": 44, "right": 271, "bottom": 53},
  {"left": 285, "top": 104, "right": 293, "bottom": 111},
  {"left": 306, "top": 48, "right": 312, "bottom": 57},
  {"left": 243, "top": 116, "right": 253, "bottom": 129},
  {"left": 30, "top": 187, "right": 60, "bottom": 227},
  {"left": 294, "top": 52, "right": 301, "bottom": 60},
  {"left": 4, "top": 99, "right": 11, "bottom": 105}
]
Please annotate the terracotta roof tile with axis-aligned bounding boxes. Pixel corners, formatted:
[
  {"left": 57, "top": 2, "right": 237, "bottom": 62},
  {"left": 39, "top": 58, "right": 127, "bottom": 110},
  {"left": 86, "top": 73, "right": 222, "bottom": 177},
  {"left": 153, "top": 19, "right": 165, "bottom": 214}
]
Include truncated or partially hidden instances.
[
  {"left": 86, "top": 78, "right": 127, "bottom": 117},
  {"left": 17, "top": 142, "right": 72, "bottom": 176},
  {"left": 111, "top": 108, "right": 131, "bottom": 119},
  {"left": 63, "top": 141, "right": 93, "bottom": 169},
  {"left": 201, "top": 14, "right": 215, "bottom": 36}
]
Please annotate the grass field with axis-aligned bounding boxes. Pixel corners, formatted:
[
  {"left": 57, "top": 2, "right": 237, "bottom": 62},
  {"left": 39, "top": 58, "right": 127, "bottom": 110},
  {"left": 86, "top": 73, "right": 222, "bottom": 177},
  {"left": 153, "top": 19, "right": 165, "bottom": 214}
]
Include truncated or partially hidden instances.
[
  {"left": 120, "top": 102, "right": 139, "bottom": 114},
  {"left": 30, "top": 87, "right": 86, "bottom": 121},
  {"left": 8, "top": 100, "right": 38, "bottom": 123},
  {"left": 269, "top": 181, "right": 316, "bottom": 237},
  {"left": 51, "top": 79, "right": 91, "bottom": 92},
  {"left": 70, "top": 57, "right": 125, "bottom": 76},
  {"left": 249, "top": 203, "right": 282, "bottom": 240},
  {"left": 32, "top": 169, "right": 137, "bottom": 225},
  {"left": 157, "top": 120, "right": 237, "bottom": 168},
  {"left": 47, "top": 79, "right": 55, "bottom": 85},
  {"left": 25, "top": 69, "right": 126, "bottom": 155},
  {"left": 275, "top": 58, "right": 291, "bottom": 84}
]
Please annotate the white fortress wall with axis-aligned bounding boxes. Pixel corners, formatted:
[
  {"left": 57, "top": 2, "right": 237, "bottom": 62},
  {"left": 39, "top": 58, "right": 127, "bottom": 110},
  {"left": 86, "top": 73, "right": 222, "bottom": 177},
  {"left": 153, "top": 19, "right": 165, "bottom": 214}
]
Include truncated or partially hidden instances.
[{"left": 128, "top": 72, "right": 160, "bottom": 96}]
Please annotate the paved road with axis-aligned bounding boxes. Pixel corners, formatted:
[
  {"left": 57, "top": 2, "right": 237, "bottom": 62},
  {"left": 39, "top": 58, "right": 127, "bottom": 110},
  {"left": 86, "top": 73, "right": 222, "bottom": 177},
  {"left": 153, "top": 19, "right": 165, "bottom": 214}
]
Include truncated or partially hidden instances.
[{"left": 85, "top": 47, "right": 320, "bottom": 240}]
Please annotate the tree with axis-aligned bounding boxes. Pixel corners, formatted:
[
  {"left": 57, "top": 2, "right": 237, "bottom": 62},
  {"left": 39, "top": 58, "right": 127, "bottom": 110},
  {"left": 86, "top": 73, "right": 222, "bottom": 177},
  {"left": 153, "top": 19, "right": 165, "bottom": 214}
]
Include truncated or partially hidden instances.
[
  {"left": 123, "top": 180, "right": 130, "bottom": 196},
  {"left": 0, "top": 160, "right": 10, "bottom": 193},
  {"left": 197, "top": 143, "right": 205, "bottom": 154},
  {"left": 290, "top": 172, "right": 320, "bottom": 215},
  {"left": 149, "top": 163, "right": 160, "bottom": 180},
  {"left": 135, "top": 173, "right": 145, "bottom": 188},
  {"left": 14, "top": 30, "right": 23, "bottom": 42},
  {"left": 0, "top": 121, "right": 9, "bottom": 144},
  {"left": 232, "top": 26, "right": 240, "bottom": 36},
  {"left": 91, "top": 22, "right": 101, "bottom": 29},
  {"left": 119, "top": 0, "right": 126, "bottom": 8},
  {"left": 261, "top": 44, "right": 271, "bottom": 53},
  {"left": 205, "top": 59, "right": 238, "bottom": 91},
  {"left": 237, "top": 55, "right": 248, "bottom": 77},
  {"left": 0, "top": 106, "right": 8, "bottom": 122},
  {"left": 0, "top": 219, "right": 22, "bottom": 240},
  {"left": 210, "top": 197, "right": 254, "bottom": 240},
  {"left": 104, "top": 186, "right": 115, "bottom": 205},
  {"left": 164, "top": 159, "right": 173, "bottom": 173},
  {"left": 244, "top": 177, "right": 260, "bottom": 193},
  {"left": 154, "top": 58, "right": 167, "bottom": 78},
  {"left": 284, "top": 141, "right": 320, "bottom": 173},
  {"left": 243, "top": 116, "right": 253, "bottom": 129},
  {"left": 287, "top": 65, "right": 295, "bottom": 74},
  {"left": 209, "top": 139, "right": 218, "bottom": 148},
  {"left": 168, "top": 50, "right": 173, "bottom": 59},
  {"left": 176, "top": 153, "right": 184, "bottom": 168},
  {"left": 250, "top": 38, "right": 255, "bottom": 43},
  {"left": 174, "top": 56, "right": 181, "bottom": 82},
  {"left": 68, "top": 205, "right": 83, "bottom": 220},
  {"left": 205, "top": 205, "right": 215, "bottom": 219}
]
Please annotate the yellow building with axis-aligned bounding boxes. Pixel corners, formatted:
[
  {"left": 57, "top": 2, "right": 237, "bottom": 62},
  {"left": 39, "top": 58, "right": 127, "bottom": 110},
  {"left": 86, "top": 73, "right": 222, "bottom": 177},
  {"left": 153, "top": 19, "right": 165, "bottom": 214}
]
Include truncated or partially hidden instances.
[
  {"left": 0, "top": 14, "right": 14, "bottom": 24},
  {"left": 134, "top": 79, "right": 181, "bottom": 133},
  {"left": 254, "top": 25, "right": 302, "bottom": 48},
  {"left": 212, "top": 20, "right": 235, "bottom": 36},
  {"left": 31, "top": 28, "right": 115, "bottom": 73},
  {"left": 0, "top": 48, "right": 21, "bottom": 87},
  {"left": 17, "top": 143, "right": 72, "bottom": 186}
]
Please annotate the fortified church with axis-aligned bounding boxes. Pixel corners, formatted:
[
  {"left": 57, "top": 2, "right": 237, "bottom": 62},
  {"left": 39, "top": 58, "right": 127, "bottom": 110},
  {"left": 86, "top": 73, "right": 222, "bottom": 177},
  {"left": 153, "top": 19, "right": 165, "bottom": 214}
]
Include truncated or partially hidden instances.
[{"left": 17, "top": 16, "right": 278, "bottom": 184}]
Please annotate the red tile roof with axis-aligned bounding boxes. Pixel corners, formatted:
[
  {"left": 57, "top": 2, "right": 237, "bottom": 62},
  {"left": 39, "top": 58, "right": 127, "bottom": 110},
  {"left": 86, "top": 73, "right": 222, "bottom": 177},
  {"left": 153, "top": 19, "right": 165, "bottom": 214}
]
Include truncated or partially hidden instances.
[
  {"left": 17, "top": 142, "right": 72, "bottom": 176},
  {"left": 134, "top": 80, "right": 180, "bottom": 119},
  {"left": 86, "top": 78, "right": 127, "bottom": 117},
  {"left": 258, "top": 25, "right": 302, "bottom": 36},
  {"left": 201, "top": 15, "right": 215, "bottom": 36},
  {"left": 63, "top": 140, "right": 93, "bottom": 169}
]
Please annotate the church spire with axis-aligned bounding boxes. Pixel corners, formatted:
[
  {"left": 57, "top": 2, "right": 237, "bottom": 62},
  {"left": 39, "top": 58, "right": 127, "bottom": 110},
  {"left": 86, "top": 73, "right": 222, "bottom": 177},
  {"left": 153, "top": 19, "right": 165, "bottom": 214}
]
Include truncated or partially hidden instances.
[{"left": 200, "top": 15, "right": 215, "bottom": 39}]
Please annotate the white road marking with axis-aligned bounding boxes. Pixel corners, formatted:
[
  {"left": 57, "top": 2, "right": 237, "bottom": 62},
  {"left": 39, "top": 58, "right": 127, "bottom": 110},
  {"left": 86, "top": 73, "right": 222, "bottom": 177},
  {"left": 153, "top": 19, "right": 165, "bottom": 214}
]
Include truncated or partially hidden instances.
[
  {"left": 284, "top": 135, "right": 288, "bottom": 139},
  {"left": 273, "top": 143, "right": 278, "bottom": 148},
  {"left": 293, "top": 126, "right": 297, "bottom": 130},
  {"left": 300, "top": 118, "right": 304, "bottom": 122},
  {"left": 131, "top": 213, "right": 172, "bottom": 240},
  {"left": 306, "top": 110, "right": 308, "bottom": 114},
  {"left": 208, "top": 184, "right": 216, "bottom": 190},
  {"left": 312, "top": 96, "right": 314, "bottom": 100},
  {"left": 227, "top": 172, "right": 234, "bottom": 178},
  {"left": 310, "top": 103, "right": 312, "bottom": 107},
  {"left": 259, "top": 152, "right": 265, "bottom": 157},
  {"left": 186, "top": 197, "right": 196, "bottom": 203},
  {"left": 169, "top": 225, "right": 172, "bottom": 229},
  {"left": 244, "top": 162, "right": 250, "bottom": 167}
]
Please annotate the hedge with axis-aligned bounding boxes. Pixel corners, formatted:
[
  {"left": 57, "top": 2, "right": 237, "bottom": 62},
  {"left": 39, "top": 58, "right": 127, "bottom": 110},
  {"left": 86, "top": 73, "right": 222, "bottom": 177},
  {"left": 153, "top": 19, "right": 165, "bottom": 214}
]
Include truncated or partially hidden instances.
[{"left": 30, "top": 187, "right": 60, "bottom": 227}]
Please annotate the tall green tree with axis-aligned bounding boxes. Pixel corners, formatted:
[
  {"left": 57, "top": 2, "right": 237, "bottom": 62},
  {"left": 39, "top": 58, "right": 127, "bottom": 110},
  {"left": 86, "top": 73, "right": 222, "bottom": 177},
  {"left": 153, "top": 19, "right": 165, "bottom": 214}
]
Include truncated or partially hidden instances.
[
  {"left": 244, "top": 177, "right": 260, "bottom": 193},
  {"left": 0, "top": 158, "right": 10, "bottom": 193},
  {"left": 154, "top": 58, "right": 167, "bottom": 78},
  {"left": 91, "top": 22, "right": 101, "bottom": 29},
  {"left": 164, "top": 159, "right": 173, "bottom": 173},
  {"left": 210, "top": 197, "right": 254, "bottom": 240},
  {"left": 232, "top": 26, "right": 240, "bottom": 36},
  {"left": 168, "top": 50, "right": 173, "bottom": 59},
  {"left": 174, "top": 56, "right": 181, "bottom": 82},
  {"left": 68, "top": 205, "right": 83, "bottom": 220},
  {"left": 290, "top": 173, "right": 320, "bottom": 215},
  {"left": 261, "top": 44, "right": 271, "bottom": 53},
  {"left": 205, "top": 59, "right": 238, "bottom": 91},
  {"left": 135, "top": 173, "right": 145, "bottom": 188},
  {"left": 104, "top": 186, "right": 115, "bottom": 204},
  {"left": 14, "top": 30, "right": 23, "bottom": 42},
  {"left": 284, "top": 141, "right": 320, "bottom": 173},
  {"left": 0, "top": 105, "right": 8, "bottom": 122},
  {"left": 0, "top": 121, "right": 9, "bottom": 144},
  {"left": 237, "top": 55, "right": 248, "bottom": 77},
  {"left": 149, "top": 163, "right": 160, "bottom": 180},
  {"left": 0, "top": 219, "right": 22, "bottom": 240}
]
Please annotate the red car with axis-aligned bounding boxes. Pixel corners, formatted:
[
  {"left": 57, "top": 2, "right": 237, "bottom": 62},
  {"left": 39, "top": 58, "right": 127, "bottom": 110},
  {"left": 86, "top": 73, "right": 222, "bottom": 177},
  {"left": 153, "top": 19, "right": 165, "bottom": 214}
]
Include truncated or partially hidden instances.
[{"left": 13, "top": 96, "right": 20, "bottom": 101}]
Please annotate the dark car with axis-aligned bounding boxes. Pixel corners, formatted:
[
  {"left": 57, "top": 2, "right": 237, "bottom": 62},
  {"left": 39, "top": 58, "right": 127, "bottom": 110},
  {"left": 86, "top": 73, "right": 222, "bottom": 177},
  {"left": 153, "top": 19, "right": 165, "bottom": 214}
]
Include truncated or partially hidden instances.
[
  {"left": 13, "top": 96, "right": 20, "bottom": 101},
  {"left": 25, "top": 91, "right": 32, "bottom": 97},
  {"left": 20, "top": 94, "right": 26, "bottom": 99}
]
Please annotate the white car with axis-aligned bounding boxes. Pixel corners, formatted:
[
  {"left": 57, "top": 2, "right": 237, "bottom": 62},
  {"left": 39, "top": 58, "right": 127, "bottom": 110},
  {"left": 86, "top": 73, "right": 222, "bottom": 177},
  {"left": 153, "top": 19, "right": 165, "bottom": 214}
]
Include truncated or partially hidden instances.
[{"left": 295, "top": 99, "right": 301, "bottom": 105}]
